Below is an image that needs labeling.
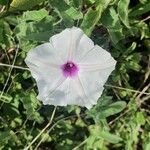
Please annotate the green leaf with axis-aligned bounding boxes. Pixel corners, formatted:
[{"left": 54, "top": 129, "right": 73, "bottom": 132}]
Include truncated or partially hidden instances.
[
  {"left": 26, "top": 31, "right": 52, "bottom": 42},
  {"left": 22, "top": 9, "right": 48, "bottom": 22},
  {"left": 126, "top": 53, "right": 142, "bottom": 71},
  {"left": 72, "top": 0, "right": 83, "bottom": 8},
  {"left": 130, "top": 2, "right": 150, "bottom": 17},
  {"left": 21, "top": 91, "right": 39, "bottom": 114},
  {"left": 136, "top": 112, "right": 145, "bottom": 125},
  {"left": 0, "top": 94, "right": 12, "bottom": 103},
  {"left": 0, "top": 20, "right": 13, "bottom": 48},
  {"left": 81, "top": 0, "right": 111, "bottom": 36},
  {"left": 97, "top": 95, "right": 113, "bottom": 107},
  {"left": 85, "top": 0, "right": 96, "bottom": 4},
  {"left": 14, "top": 22, "right": 27, "bottom": 38},
  {"left": 49, "top": 0, "right": 69, "bottom": 12},
  {"left": 0, "top": 129, "right": 11, "bottom": 145},
  {"left": 139, "top": 0, "right": 149, "bottom": 4},
  {"left": 99, "top": 131, "right": 122, "bottom": 144},
  {"left": 88, "top": 94, "right": 126, "bottom": 122},
  {"left": 15, "top": 14, "right": 53, "bottom": 50},
  {"left": 117, "top": 0, "right": 130, "bottom": 28},
  {"left": 26, "top": 18, "right": 53, "bottom": 42},
  {"left": 126, "top": 60, "right": 141, "bottom": 71},
  {"left": 80, "top": 7, "right": 100, "bottom": 36},
  {"left": 90, "top": 100, "right": 126, "bottom": 120},
  {"left": 101, "top": 7, "right": 125, "bottom": 44},
  {"left": 145, "top": 142, "right": 150, "bottom": 150},
  {"left": 0, "top": 0, "right": 10, "bottom": 5},
  {"left": 136, "top": 21, "right": 150, "bottom": 39},
  {"left": 87, "top": 125, "right": 122, "bottom": 149},
  {"left": 2, "top": 103, "right": 20, "bottom": 117},
  {"left": 99, "top": 101, "right": 126, "bottom": 118},
  {"left": 10, "top": 0, "right": 45, "bottom": 10},
  {"left": 64, "top": 7, "right": 83, "bottom": 20},
  {"left": 143, "top": 39, "right": 150, "bottom": 51},
  {"left": 123, "top": 42, "right": 137, "bottom": 55}
]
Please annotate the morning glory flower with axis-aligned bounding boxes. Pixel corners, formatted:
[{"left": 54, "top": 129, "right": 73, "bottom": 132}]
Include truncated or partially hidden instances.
[{"left": 25, "top": 27, "right": 116, "bottom": 109}]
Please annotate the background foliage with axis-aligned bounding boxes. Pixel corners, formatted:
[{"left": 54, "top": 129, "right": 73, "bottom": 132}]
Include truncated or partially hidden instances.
[{"left": 0, "top": 0, "right": 150, "bottom": 149}]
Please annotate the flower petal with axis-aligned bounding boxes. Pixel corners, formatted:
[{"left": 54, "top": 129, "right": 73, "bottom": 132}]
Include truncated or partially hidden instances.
[
  {"left": 49, "top": 27, "right": 84, "bottom": 61},
  {"left": 78, "top": 45, "right": 116, "bottom": 71},
  {"left": 25, "top": 27, "right": 117, "bottom": 109},
  {"left": 37, "top": 76, "right": 66, "bottom": 102},
  {"left": 75, "top": 45, "right": 116, "bottom": 108},
  {"left": 25, "top": 43, "right": 62, "bottom": 88},
  {"left": 73, "top": 30, "right": 94, "bottom": 62},
  {"left": 40, "top": 78, "right": 70, "bottom": 106},
  {"left": 76, "top": 69, "right": 111, "bottom": 108},
  {"left": 49, "top": 27, "right": 94, "bottom": 62},
  {"left": 39, "top": 77, "right": 95, "bottom": 108}
]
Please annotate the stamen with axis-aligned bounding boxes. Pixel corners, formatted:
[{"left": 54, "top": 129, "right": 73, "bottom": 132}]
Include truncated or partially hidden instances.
[{"left": 61, "top": 61, "right": 79, "bottom": 78}]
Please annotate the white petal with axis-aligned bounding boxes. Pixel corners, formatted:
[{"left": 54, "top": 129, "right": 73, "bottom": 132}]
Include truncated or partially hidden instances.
[
  {"left": 37, "top": 76, "right": 66, "bottom": 102},
  {"left": 49, "top": 27, "right": 94, "bottom": 62},
  {"left": 75, "top": 46, "right": 116, "bottom": 108},
  {"left": 25, "top": 43, "right": 62, "bottom": 79},
  {"left": 25, "top": 43, "right": 63, "bottom": 94},
  {"left": 73, "top": 32, "right": 94, "bottom": 62},
  {"left": 78, "top": 45, "right": 116, "bottom": 71},
  {"left": 76, "top": 69, "right": 112, "bottom": 109},
  {"left": 36, "top": 78, "right": 48, "bottom": 97},
  {"left": 49, "top": 27, "right": 84, "bottom": 62},
  {"left": 25, "top": 43, "right": 62, "bottom": 66},
  {"left": 39, "top": 77, "right": 96, "bottom": 108},
  {"left": 40, "top": 78, "right": 70, "bottom": 106}
]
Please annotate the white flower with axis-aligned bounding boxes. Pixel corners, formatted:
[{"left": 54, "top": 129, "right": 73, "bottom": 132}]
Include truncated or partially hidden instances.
[{"left": 25, "top": 27, "right": 116, "bottom": 109}]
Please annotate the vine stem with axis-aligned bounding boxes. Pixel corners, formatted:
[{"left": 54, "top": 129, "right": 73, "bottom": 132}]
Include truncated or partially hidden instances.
[
  {"left": 105, "top": 84, "right": 150, "bottom": 95},
  {"left": 24, "top": 106, "right": 57, "bottom": 150},
  {"left": 0, "top": 63, "right": 29, "bottom": 70},
  {"left": 0, "top": 45, "right": 19, "bottom": 108},
  {"left": 72, "top": 138, "right": 88, "bottom": 150},
  {"left": 35, "top": 113, "right": 86, "bottom": 149}
]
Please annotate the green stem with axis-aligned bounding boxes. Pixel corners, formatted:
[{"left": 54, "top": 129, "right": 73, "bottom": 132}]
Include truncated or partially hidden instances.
[{"left": 24, "top": 106, "right": 57, "bottom": 150}]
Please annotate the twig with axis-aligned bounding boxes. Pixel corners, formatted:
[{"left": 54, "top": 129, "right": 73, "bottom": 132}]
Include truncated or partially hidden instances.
[
  {"left": 0, "top": 45, "right": 19, "bottom": 108},
  {"left": 136, "top": 83, "right": 150, "bottom": 100},
  {"left": 105, "top": 84, "right": 150, "bottom": 96},
  {"left": 72, "top": 138, "right": 88, "bottom": 150},
  {"left": 35, "top": 113, "right": 86, "bottom": 150},
  {"left": 109, "top": 109, "right": 130, "bottom": 125},
  {"left": 0, "top": 63, "right": 29, "bottom": 70},
  {"left": 0, "top": 6, "right": 5, "bottom": 13},
  {"left": 141, "top": 16, "right": 150, "bottom": 22},
  {"left": 24, "top": 106, "right": 57, "bottom": 150}
]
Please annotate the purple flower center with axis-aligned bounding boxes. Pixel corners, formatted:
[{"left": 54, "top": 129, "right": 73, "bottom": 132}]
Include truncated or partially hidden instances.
[{"left": 61, "top": 61, "right": 79, "bottom": 78}]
